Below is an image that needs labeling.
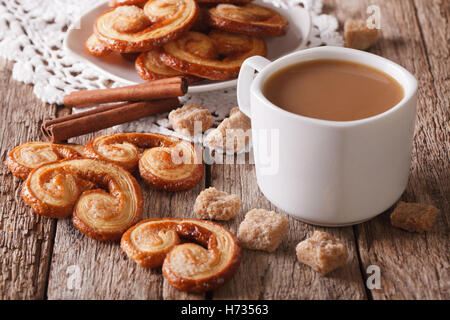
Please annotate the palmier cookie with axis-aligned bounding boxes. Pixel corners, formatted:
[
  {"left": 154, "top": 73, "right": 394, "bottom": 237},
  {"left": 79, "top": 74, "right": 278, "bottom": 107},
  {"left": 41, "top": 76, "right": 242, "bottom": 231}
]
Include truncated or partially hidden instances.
[
  {"left": 95, "top": 0, "right": 198, "bottom": 53},
  {"left": 6, "top": 142, "right": 84, "bottom": 180},
  {"left": 206, "top": 3, "right": 288, "bottom": 37},
  {"left": 121, "top": 52, "right": 140, "bottom": 62},
  {"left": 84, "top": 132, "right": 203, "bottom": 191},
  {"left": 135, "top": 49, "right": 200, "bottom": 82},
  {"left": 159, "top": 30, "right": 266, "bottom": 80},
  {"left": 22, "top": 158, "right": 143, "bottom": 241},
  {"left": 196, "top": 0, "right": 254, "bottom": 4},
  {"left": 121, "top": 218, "right": 241, "bottom": 292},
  {"left": 85, "top": 34, "right": 113, "bottom": 57},
  {"left": 109, "top": 0, "right": 148, "bottom": 7}
]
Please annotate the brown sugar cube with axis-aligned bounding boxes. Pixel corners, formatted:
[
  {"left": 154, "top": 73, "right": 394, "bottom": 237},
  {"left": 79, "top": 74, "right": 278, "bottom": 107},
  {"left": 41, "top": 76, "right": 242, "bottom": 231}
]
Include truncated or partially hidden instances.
[
  {"left": 168, "top": 103, "right": 214, "bottom": 137},
  {"left": 206, "top": 106, "right": 251, "bottom": 153},
  {"left": 296, "top": 231, "right": 349, "bottom": 275},
  {"left": 344, "top": 19, "right": 379, "bottom": 50},
  {"left": 194, "top": 187, "right": 242, "bottom": 221},
  {"left": 390, "top": 201, "right": 438, "bottom": 233},
  {"left": 238, "top": 209, "right": 289, "bottom": 252}
]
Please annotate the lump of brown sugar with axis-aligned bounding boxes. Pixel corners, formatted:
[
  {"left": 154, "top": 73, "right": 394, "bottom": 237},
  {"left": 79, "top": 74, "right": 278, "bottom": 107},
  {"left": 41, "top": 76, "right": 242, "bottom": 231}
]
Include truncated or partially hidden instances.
[
  {"left": 344, "top": 19, "right": 379, "bottom": 50},
  {"left": 390, "top": 201, "right": 438, "bottom": 233},
  {"left": 168, "top": 103, "right": 214, "bottom": 137},
  {"left": 206, "top": 106, "right": 251, "bottom": 153},
  {"left": 296, "top": 231, "right": 348, "bottom": 275},
  {"left": 238, "top": 209, "right": 289, "bottom": 252},
  {"left": 194, "top": 187, "right": 242, "bottom": 221}
]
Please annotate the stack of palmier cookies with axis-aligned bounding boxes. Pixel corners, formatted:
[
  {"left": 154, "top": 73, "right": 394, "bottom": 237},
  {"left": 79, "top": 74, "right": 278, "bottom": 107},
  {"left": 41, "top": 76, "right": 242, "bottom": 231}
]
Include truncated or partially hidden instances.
[{"left": 86, "top": 0, "right": 289, "bottom": 81}]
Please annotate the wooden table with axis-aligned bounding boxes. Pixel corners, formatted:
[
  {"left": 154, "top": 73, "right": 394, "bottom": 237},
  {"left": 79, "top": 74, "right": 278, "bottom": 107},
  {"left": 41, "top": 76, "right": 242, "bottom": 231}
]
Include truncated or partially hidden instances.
[{"left": 0, "top": 0, "right": 448, "bottom": 300}]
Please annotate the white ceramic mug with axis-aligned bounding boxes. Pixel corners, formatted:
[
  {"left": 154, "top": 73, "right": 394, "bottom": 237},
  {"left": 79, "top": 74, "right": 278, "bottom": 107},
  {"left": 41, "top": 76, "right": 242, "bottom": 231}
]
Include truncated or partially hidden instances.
[{"left": 237, "top": 46, "right": 418, "bottom": 226}]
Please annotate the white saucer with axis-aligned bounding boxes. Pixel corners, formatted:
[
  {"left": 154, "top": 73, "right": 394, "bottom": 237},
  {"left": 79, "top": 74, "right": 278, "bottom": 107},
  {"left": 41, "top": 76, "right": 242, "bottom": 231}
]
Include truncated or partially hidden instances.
[{"left": 63, "top": 1, "right": 311, "bottom": 93}]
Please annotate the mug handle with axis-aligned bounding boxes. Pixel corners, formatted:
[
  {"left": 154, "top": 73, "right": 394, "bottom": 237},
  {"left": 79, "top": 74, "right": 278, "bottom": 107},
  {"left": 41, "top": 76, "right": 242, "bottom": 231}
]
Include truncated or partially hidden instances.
[{"left": 237, "top": 56, "right": 271, "bottom": 117}]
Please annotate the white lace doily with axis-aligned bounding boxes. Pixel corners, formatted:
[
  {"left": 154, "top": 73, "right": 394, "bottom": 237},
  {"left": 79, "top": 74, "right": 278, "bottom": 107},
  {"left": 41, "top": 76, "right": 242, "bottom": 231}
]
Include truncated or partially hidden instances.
[{"left": 0, "top": 0, "right": 343, "bottom": 139}]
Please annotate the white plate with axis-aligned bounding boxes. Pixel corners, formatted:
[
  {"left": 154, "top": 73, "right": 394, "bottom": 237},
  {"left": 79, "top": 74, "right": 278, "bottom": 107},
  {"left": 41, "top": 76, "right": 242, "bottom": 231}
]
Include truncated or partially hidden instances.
[{"left": 63, "top": 1, "right": 311, "bottom": 93}]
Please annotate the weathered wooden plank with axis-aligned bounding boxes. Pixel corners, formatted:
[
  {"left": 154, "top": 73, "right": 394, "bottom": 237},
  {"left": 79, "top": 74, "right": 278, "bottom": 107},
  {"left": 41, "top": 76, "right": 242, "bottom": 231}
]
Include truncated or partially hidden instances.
[
  {"left": 0, "top": 58, "right": 57, "bottom": 299},
  {"left": 329, "top": 0, "right": 449, "bottom": 299},
  {"left": 209, "top": 158, "right": 367, "bottom": 300},
  {"left": 45, "top": 131, "right": 206, "bottom": 300}
]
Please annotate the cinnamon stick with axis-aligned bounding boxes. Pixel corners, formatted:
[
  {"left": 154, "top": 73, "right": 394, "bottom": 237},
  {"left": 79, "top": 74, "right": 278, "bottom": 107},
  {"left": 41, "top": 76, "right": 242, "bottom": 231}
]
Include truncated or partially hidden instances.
[
  {"left": 42, "top": 98, "right": 180, "bottom": 142},
  {"left": 63, "top": 77, "right": 187, "bottom": 109}
]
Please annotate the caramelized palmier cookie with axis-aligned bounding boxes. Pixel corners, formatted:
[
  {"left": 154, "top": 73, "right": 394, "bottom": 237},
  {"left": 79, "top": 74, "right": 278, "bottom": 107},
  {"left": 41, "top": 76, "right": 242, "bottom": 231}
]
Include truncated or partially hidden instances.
[
  {"left": 121, "top": 52, "right": 140, "bottom": 62},
  {"left": 95, "top": 0, "right": 199, "bottom": 53},
  {"left": 196, "top": 0, "right": 254, "bottom": 4},
  {"left": 208, "top": 29, "right": 255, "bottom": 55},
  {"left": 109, "top": 0, "right": 148, "bottom": 7},
  {"left": 85, "top": 34, "right": 113, "bottom": 57},
  {"left": 6, "top": 142, "right": 83, "bottom": 180},
  {"left": 22, "top": 158, "right": 143, "bottom": 241},
  {"left": 190, "top": 7, "right": 210, "bottom": 33},
  {"left": 121, "top": 218, "right": 241, "bottom": 292},
  {"left": 206, "top": 3, "right": 288, "bottom": 37},
  {"left": 159, "top": 31, "right": 266, "bottom": 80},
  {"left": 84, "top": 133, "right": 203, "bottom": 191},
  {"left": 135, "top": 49, "right": 200, "bottom": 82}
]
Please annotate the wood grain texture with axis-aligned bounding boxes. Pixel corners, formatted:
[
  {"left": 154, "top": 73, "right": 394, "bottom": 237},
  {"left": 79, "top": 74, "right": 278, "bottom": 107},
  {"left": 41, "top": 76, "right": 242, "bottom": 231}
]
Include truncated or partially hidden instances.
[
  {"left": 0, "top": 59, "right": 57, "bottom": 299},
  {"left": 328, "top": 0, "right": 449, "bottom": 300},
  {"left": 208, "top": 159, "right": 367, "bottom": 300},
  {"left": 45, "top": 131, "right": 206, "bottom": 300}
]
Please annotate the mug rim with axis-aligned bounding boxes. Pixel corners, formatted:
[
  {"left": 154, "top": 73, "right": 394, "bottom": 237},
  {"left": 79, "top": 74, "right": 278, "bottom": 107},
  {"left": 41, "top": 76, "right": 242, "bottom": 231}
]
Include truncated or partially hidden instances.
[{"left": 251, "top": 46, "right": 418, "bottom": 127}]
